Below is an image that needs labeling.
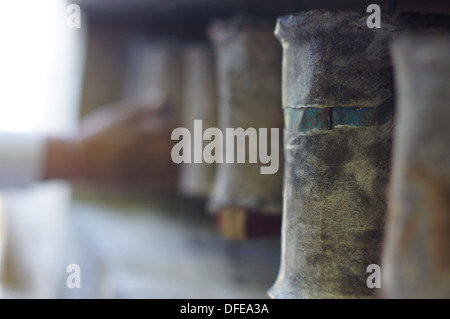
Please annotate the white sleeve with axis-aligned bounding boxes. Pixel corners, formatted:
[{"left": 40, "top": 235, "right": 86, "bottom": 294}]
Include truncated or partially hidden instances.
[{"left": 0, "top": 132, "right": 46, "bottom": 188}]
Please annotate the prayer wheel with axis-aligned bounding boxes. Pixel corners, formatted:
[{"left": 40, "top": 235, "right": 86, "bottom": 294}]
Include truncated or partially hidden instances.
[
  {"left": 381, "top": 33, "right": 450, "bottom": 298},
  {"left": 207, "top": 17, "right": 284, "bottom": 239},
  {"left": 122, "top": 38, "right": 182, "bottom": 119},
  {"left": 0, "top": 196, "right": 5, "bottom": 287},
  {"left": 119, "top": 38, "right": 182, "bottom": 191},
  {"left": 178, "top": 43, "right": 217, "bottom": 199},
  {"left": 268, "top": 10, "right": 450, "bottom": 299}
]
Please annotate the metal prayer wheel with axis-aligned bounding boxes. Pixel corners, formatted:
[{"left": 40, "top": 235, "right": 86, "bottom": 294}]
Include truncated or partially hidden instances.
[
  {"left": 207, "top": 17, "right": 284, "bottom": 239},
  {"left": 268, "top": 10, "right": 445, "bottom": 299},
  {"left": 122, "top": 38, "right": 182, "bottom": 119},
  {"left": 117, "top": 38, "right": 182, "bottom": 191},
  {"left": 0, "top": 196, "right": 5, "bottom": 288},
  {"left": 269, "top": 10, "right": 450, "bottom": 299},
  {"left": 381, "top": 33, "right": 450, "bottom": 298},
  {"left": 178, "top": 44, "right": 217, "bottom": 199}
]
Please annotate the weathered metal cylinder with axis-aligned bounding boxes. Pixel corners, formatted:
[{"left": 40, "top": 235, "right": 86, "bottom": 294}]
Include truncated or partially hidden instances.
[
  {"left": 207, "top": 17, "right": 284, "bottom": 239},
  {"left": 178, "top": 44, "right": 217, "bottom": 199},
  {"left": 269, "top": 10, "right": 406, "bottom": 299},
  {"left": 0, "top": 196, "right": 5, "bottom": 291},
  {"left": 119, "top": 38, "right": 182, "bottom": 191},
  {"left": 270, "top": 10, "right": 450, "bottom": 299},
  {"left": 381, "top": 33, "right": 450, "bottom": 298},
  {"left": 122, "top": 38, "right": 182, "bottom": 119}
]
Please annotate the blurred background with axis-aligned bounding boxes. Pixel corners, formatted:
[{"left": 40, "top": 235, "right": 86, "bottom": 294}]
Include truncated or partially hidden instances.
[{"left": 0, "top": 0, "right": 449, "bottom": 299}]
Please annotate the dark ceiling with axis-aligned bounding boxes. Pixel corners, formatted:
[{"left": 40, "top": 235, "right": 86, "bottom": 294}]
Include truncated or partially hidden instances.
[{"left": 73, "top": 0, "right": 450, "bottom": 39}]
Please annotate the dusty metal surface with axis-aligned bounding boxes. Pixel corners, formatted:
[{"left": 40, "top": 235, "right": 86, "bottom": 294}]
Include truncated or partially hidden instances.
[
  {"left": 381, "top": 33, "right": 450, "bottom": 298},
  {"left": 269, "top": 11, "right": 449, "bottom": 298},
  {"left": 271, "top": 122, "right": 393, "bottom": 298},
  {"left": 275, "top": 10, "right": 450, "bottom": 110},
  {"left": 268, "top": 10, "right": 450, "bottom": 299}
]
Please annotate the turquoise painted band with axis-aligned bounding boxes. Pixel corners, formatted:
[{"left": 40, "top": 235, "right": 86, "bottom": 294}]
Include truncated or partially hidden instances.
[{"left": 284, "top": 98, "right": 394, "bottom": 133}]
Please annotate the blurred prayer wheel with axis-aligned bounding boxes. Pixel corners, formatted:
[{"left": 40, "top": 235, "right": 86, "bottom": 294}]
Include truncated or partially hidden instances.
[
  {"left": 119, "top": 38, "right": 183, "bottom": 191},
  {"left": 381, "top": 33, "right": 450, "bottom": 298},
  {"left": 0, "top": 196, "right": 5, "bottom": 283},
  {"left": 123, "top": 38, "right": 182, "bottom": 119},
  {"left": 207, "top": 17, "right": 284, "bottom": 239},
  {"left": 268, "top": 10, "right": 450, "bottom": 299},
  {"left": 178, "top": 43, "right": 217, "bottom": 199}
]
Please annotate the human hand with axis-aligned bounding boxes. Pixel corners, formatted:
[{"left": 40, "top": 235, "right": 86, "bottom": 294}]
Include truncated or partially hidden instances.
[{"left": 44, "top": 98, "right": 179, "bottom": 191}]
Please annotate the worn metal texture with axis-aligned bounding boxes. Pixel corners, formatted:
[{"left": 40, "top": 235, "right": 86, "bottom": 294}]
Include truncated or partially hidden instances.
[
  {"left": 270, "top": 121, "right": 393, "bottom": 298},
  {"left": 275, "top": 10, "right": 450, "bottom": 110},
  {"left": 381, "top": 33, "right": 450, "bottom": 298},
  {"left": 268, "top": 10, "right": 450, "bottom": 299},
  {"left": 207, "top": 17, "right": 284, "bottom": 217},
  {"left": 179, "top": 44, "right": 217, "bottom": 199}
]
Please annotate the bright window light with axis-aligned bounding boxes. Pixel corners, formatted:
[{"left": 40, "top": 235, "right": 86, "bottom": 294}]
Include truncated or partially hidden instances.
[{"left": 0, "top": 1, "right": 83, "bottom": 134}]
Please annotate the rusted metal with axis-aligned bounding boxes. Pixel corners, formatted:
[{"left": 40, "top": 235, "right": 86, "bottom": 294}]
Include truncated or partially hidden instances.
[{"left": 381, "top": 33, "right": 450, "bottom": 298}]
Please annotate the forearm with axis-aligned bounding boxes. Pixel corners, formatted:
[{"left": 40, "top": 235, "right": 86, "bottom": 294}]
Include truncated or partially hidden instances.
[
  {"left": 40, "top": 100, "right": 176, "bottom": 189},
  {"left": 43, "top": 137, "right": 86, "bottom": 182},
  {"left": 0, "top": 132, "right": 46, "bottom": 188}
]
